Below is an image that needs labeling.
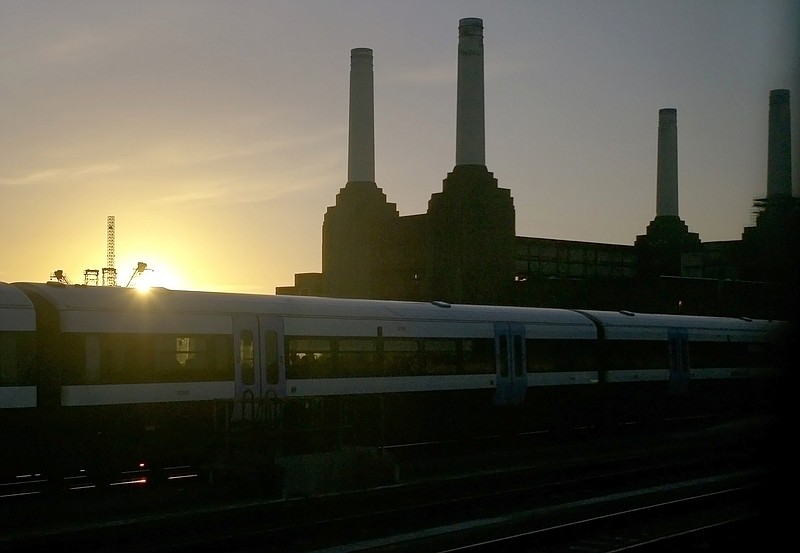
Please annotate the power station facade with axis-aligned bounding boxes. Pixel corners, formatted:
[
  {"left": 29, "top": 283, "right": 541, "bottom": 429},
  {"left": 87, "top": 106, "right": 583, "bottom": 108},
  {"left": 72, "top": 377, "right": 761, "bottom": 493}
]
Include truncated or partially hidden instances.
[{"left": 278, "top": 18, "right": 798, "bottom": 321}]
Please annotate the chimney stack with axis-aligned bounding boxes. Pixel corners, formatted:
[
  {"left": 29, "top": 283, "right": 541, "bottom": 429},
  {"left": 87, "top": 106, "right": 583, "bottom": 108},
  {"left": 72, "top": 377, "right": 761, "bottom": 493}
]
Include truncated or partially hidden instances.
[
  {"left": 656, "top": 108, "right": 679, "bottom": 217},
  {"left": 767, "top": 89, "right": 792, "bottom": 198},
  {"left": 347, "top": 48, "right": 375, "bottom": 183},
  {"left": 455, "top": 18, "right": 485, "bottom": 166}
]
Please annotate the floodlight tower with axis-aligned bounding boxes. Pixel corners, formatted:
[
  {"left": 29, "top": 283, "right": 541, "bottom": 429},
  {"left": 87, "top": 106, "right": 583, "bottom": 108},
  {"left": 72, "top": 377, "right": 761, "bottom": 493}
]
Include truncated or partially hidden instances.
[{"left": 102, "top": 215, "right": 118, "bottom": 286}]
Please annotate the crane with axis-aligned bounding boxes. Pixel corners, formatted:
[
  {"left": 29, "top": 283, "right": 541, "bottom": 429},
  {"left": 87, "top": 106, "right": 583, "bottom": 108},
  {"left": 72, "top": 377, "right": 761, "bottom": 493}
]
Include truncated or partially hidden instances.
[
  {"left": 84, "top": 215, "right": 118, "bottom": 286},
  {"left": 102, "top": 215, "right": 117, "bottom": 286},
  {"left": 126, "top": 262, "right": 149, "bottom": 287}
]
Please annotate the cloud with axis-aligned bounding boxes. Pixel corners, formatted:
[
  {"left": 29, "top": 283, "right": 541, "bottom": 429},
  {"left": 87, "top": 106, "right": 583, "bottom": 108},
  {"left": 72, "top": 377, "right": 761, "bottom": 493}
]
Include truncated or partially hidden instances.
[
  {"left": 135, "top": 120, "right": 346, "bottom": 168},
  {"left": 75, "top": 164, "right": 122, "bottom": 175},
  {"left": 197, "top": 128, "right": 346, "bottom": 165},
  {"left": 150, "top": 188, "right": 227, "bottom": 205},
  {"left": 0, "top": 164, "right": 120, "bottom": 186},
  {"left": 39, "top": 31, "right": 113, "bottom": 65}
]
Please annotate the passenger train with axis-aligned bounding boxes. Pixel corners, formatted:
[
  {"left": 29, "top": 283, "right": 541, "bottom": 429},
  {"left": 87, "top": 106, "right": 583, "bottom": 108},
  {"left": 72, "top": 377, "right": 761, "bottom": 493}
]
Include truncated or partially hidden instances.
[{"left": 0, "top": 281, "right": 788, "bottom": 481}]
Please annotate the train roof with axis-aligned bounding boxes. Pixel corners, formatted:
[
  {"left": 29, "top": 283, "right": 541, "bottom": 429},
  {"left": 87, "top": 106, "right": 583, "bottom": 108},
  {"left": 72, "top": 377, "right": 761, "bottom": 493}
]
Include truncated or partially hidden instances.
[
  {"left": 11, "top": 283, "right": 785, "bottom": 340},
  {"left": 12, "top": 282, "right": 595, "bottom": 327},
  {"left": 0, "top": 282, "right": 36, "bottom": 330},
  {"left": 578, "top": 309, "right": 784, "bottom": 341}
]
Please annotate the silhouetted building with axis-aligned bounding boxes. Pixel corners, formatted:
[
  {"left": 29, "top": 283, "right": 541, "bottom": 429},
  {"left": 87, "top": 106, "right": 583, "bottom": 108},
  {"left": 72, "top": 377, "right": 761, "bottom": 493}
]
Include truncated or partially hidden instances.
[
  {"left": 634, "top": 109, "right": 702, "bottom": 279},
  {"left": 740, "top": 90, "right": 799, "bottom": 286},
  {"left": 277, "top": 19, "right": 797, "bottom": 321}
]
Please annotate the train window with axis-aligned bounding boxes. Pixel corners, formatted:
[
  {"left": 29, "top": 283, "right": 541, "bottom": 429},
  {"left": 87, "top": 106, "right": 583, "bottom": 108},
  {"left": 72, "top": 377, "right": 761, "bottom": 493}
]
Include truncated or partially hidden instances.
[
  {"left": 338, "top": 338, "right": 379, "bottom": 377},
  {"left": 240, "top": 331, "right": 255, "bottom": 385},
  {"left": 526, "top": 339, "right": 597, "bottom": 372},
  {"left": 669, "top": 334, "right": 689, "bottom": 374},
  {"left": 690, "top": 341, "right": 766, "bottom": 369},
  {"left": 496, "top": 336, "right": 509, "bottom": 377},
  {"left": 154, "top": 336, "right": 210, "bottom": 373},
  {"left": 423, "top": 339, "right": 459, "bottom": 375},
  {"left": 61, "top": 333, "right": 91, "bottom": 384},
  {"left": 265, "top": 331, "right": 279, "bottom": 385},
  {"left": 1, "top": 334, "right": 11, "bottom": 384},
  {"left": 286, "top": 337, "right": 502, "bottom": 378},
  {"left": 604, "top": 340, "right": 668, "bottom": 371},
  {"left": 0, "top": 331, "right": 35, "bottom": 385},
  {"left": 167, "top": 335, "right": 232, "bottom": 381},
  {"left": 179, "top": 337, "right": 202, "bottom": 368},
  {"left": 0, "top": 332, "right": 16, "bottom": 384},
  {"left": 462, "top": 339, "right": 494, "bottom": 374},
  {"left": 84, "top": 335, "right": 101, "bottom": 383},
  {"left": 286, "top": 338, "right": 333, "bottom": 379},
  {"left": 60, "top": 333, "right": 232, "bottom": 384},
  {"left": 214, "top": 336, "right": 234, "bottom": 376},
  {"left": 124, "top": 335, "right": 154, "bottom": 380},
  {"left": 513, "top": 335, "right": 524, "bottom": 377},
  {"left": 383, "top": 338, "right": 420, "bottom": 376}
]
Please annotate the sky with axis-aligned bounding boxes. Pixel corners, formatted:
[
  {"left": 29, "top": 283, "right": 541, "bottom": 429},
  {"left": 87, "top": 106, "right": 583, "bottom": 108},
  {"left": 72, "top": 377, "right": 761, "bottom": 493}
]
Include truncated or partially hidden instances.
[{"left": 1, "top": 1, "right": 798, "bottom": 294}]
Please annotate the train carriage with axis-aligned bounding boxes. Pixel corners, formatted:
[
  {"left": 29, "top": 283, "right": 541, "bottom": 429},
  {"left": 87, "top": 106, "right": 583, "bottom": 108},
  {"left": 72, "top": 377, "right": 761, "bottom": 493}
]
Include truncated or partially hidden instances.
[
  {"left": 0, "top": 283, "right": 37, "bottom": 475},
  {"left": 577, "top": 309, "right": 785, "bottom": 420},
  {"left": 0, "top": 283, "right": 36, "bottom": 407},
  {"left": 272, "top": 301, "right": 599, "bottom": 443},
  {"left": 2, "top": 281, "right": 788, "bottom": 481},
  {"left": 13, "top": 282, "right": 243, "bottom": 478}
]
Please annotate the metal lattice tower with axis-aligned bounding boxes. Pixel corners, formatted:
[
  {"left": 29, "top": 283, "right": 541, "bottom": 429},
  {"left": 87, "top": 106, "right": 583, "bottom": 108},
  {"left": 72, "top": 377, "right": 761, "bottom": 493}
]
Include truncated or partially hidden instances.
[
  {"left": 84, "top": 269, "right": 99, "bottom": 286},
  {"left": 102, "top": 215, "right": 118, "bottom": 286}
]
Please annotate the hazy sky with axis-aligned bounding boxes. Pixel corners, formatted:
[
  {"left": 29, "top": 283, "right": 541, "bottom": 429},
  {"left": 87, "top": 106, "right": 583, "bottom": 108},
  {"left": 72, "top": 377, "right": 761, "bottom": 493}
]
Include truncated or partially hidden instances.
[{"left": 2, "top": 1, "right": 798, "bottom": 293}]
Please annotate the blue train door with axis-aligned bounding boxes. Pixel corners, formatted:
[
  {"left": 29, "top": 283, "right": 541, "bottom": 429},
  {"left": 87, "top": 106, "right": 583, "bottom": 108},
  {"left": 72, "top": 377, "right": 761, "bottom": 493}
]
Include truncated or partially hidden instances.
[
  {"left": 668, "top": 327, "right": 689, "bottom": 395},
  {"left": 494, "top": 322, "right": 527, "bottom": 406}
]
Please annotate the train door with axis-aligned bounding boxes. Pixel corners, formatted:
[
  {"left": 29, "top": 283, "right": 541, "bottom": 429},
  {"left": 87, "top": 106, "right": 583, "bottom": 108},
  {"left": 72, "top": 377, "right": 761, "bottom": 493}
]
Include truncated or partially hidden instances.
[
  {"left": 668, "top": 327, "right": 689, "bottom": 394},
  {"left": 233, "top": 315, "right": 286, "bottom": 401},
  {"left": 257, "top": 315, "right": 286, "bottom": 400},
  {"left": 232, "top": 316, "right": 286, "bottom": 421},
  {"left": 233, "top": 316, "right": 261, "bottom": 418},
  {"left": 494, "top": 322, "right": 527, "bottom": 406}
]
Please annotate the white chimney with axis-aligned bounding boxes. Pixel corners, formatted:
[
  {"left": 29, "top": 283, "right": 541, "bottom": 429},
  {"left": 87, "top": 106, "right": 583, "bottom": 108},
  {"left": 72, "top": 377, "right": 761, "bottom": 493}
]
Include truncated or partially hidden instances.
[
  {"left": 347, "top": 48, "right": 375, "bottom": 182},
  {"left": 656, "top": 108, "right": 679, "bottom": 217},
  {"left": 455, "top": 18, "right": 485, "bottom": 166},
  {"left": 767, "top": 89, "right": 792, "bottom": 198}
]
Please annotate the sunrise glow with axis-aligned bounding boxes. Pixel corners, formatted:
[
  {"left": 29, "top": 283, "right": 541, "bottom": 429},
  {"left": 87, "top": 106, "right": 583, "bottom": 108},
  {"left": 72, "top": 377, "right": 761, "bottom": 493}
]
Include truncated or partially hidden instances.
[{"left": 1, "top": 3, "right": 796, "bottom": 294}]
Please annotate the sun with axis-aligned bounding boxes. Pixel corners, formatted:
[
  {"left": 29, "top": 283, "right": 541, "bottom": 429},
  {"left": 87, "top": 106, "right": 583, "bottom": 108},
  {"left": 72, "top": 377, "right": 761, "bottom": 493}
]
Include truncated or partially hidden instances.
[
  {"left": 134, "top": 278, "right": 152, "bottom": 293},
  {"left": 121, "top": 259, "right": 188, "bottom": 291}
]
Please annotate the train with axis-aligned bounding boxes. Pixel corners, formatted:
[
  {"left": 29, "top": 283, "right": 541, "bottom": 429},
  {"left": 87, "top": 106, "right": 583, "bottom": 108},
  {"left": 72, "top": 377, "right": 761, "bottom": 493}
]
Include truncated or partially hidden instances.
[{"left": 0, "top": 280, "right": 789, "bottom": 482}]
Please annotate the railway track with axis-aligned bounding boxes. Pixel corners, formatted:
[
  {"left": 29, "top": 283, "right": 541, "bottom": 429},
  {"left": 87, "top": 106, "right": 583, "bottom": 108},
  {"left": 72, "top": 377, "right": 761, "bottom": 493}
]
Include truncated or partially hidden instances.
[
  {"left": 0, "top": 415, "right": 779, "bottom": 552},
  {"left": 376, "top": 478, "right": 769, "bottom": 552}
]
